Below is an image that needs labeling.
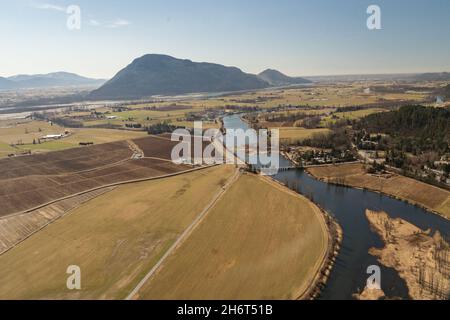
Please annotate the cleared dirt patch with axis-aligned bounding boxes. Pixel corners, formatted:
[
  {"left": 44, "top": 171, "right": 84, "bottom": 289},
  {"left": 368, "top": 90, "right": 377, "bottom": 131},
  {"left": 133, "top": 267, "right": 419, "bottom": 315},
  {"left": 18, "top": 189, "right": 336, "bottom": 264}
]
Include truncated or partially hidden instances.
[
  {"left": 132, "top": 136, "right": 178, "bottom": 159},
  {"left": 133, "top": 135, "right": 212, "bottom": 161}
]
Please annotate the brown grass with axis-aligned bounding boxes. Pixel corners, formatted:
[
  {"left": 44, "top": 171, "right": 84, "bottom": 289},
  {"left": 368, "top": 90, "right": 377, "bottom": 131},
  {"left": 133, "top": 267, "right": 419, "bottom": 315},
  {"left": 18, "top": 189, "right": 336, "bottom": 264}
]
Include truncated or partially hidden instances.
[
  {"left": 308, "top": 163, "right": 450, "bottom": 219},
  {"left": 366, "top": 210, "right": 449, "bottom": 300},
  {"left": 137, "top": 173, "right": 328, "bottom": 300},
  {"left": 0, "top": 187, "right": 115, "bottom": 255},
  {"left": 0, "top": 165, "right": 235, "bottom": 299}
]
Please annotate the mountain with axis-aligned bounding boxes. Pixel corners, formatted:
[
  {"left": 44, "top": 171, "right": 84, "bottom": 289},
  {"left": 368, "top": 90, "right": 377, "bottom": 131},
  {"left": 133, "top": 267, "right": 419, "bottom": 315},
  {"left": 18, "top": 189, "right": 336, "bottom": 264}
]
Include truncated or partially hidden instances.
[
  {"left": 257, "top": 69, "right": 311, "bottom": 86},
  {"left": 415, "top": 72, "right": 450, "bottom": 81},
  {"left": 89, "top": 54, "right": 269, "bottom": 100},
  {"left": 0, "top": 77, "right": 14, "bottom": 90},
  {"left": 0, "top": 72, "right": 105, "bottom": 90}
]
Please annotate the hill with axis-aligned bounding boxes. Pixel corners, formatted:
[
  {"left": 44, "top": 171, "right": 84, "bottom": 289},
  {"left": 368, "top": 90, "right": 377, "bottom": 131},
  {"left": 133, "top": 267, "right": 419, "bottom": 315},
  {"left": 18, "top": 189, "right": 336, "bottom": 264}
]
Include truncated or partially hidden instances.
[
  {"left": 0, "top": 77, "right": 14, "bottom": 90},
  {"left": 89, "top": 54, "right": 269, "bottom": 100},
  {"left": 258, "top": 69, "right": 311, "bottom": 86},
  {"left": 2, "top": 72, "right": 105, "bottom": 89},
  {"left": 415, "top": 72, "right": 450, "bottom": 81}
]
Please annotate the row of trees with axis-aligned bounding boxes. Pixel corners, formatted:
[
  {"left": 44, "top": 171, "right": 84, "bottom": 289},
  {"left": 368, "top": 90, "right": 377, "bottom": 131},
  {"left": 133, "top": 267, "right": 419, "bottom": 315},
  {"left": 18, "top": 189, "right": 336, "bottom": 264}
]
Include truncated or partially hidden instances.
[{"left": 147, "top": 122, "right": 183, "bottom": 135}]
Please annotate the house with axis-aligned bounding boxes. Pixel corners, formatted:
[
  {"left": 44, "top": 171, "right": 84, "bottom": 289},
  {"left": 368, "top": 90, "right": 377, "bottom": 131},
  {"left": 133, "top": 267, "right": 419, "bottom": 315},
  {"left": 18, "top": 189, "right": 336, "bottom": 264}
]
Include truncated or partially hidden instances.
[{"left": 41, "top": 134, "right": 64, "bottom": 140}]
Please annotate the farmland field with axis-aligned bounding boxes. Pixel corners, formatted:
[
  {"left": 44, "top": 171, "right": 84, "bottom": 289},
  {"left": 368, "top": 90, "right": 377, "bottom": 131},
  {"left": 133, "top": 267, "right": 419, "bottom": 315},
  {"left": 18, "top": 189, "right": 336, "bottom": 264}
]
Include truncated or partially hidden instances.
[
  {"left": 133, "top": 135, "right": 178, "bottom": 159},
  {"left": 136, "top": 173, "right": 328, "bottom": 300},
  {"left": 0, "top": 165, "right": 235, "bottom": 299},
  {"left": 321, "top": 108, "right": 387, "bottom": 126},
  {"left": 308, "top": 163, "right": 450, "bottom": 219},
  {"left": 0, "top": 120, "right": 147, "bottom": 156},
  {"left": 0, "top": 140, "right": 132, "bottom": 179},
  {"left": 0, "top": 187, "right": 115, "bottom": 255},
  {"left": 0, "top": 136, "right": 194, "bottom": 217},
  {"left": 279, "top": 127, "right": 331, "bottom": 143},
  {"left": 0, "top": 119, "right": 64, "bottom": 146}
]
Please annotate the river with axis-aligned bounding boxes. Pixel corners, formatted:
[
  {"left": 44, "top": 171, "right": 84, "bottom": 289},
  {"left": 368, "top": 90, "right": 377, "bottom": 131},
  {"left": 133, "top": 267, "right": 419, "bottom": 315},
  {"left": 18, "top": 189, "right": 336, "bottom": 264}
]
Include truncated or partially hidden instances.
[{"left": 222, "top": 114, "right": 450, "bottom": 300}]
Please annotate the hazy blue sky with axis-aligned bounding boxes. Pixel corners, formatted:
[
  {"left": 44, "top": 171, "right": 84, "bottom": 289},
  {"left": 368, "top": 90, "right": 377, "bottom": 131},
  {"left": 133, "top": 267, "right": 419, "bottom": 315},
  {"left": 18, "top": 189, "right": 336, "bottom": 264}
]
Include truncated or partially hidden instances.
[{"left": 1, "top": 0, "right": 449, "bottom": 79}]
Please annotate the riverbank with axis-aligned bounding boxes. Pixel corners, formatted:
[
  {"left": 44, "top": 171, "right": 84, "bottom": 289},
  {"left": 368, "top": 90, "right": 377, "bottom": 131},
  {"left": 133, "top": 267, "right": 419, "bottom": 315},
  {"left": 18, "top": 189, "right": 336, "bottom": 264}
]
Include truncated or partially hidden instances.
[
  {"left": 265, "top": 176, "right": 343, "bottom": 300},
  {"left": 281, "top": 150, "right": 300, "bottom": 167},
  {"left": 366, "top": 210, "right": 449, "bottom": 300},
  {"left": 306, "top": 163, "right": 450, "bottom": 221}
]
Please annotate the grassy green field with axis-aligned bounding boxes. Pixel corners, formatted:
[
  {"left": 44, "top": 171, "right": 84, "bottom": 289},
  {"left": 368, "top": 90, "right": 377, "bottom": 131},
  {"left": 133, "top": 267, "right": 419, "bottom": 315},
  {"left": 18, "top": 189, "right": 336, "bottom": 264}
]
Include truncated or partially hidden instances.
[
  {"left": 0, "top": 120, "right": 63, "bottom": 145},
  {"left": 0, "top": 165, "right": 235, "bottom": 299},
  {"left": 0, "top": 120, "right": 147, "bottom": 155},
  {"left": 0, "top": 142, "right": 16, "bottom": 157},
  {"left": 137, "top": 174, "right": 328, "bottom": 300},
  {"left": 279, "top": 127, "right": 331, "bottom": 143},
  {"left": 321, "top": 108, "right": 387, "bottom": 126},
  {"left": 83, "top": 107, "right": 201, "bottom": 128}
]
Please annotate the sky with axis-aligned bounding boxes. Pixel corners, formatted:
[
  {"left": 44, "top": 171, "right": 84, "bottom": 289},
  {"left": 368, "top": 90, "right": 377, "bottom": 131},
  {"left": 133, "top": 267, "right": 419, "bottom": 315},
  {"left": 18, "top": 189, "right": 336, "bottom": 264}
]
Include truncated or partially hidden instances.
[{"left": 0, "top": 0, "right": 449, "bottom": 79}]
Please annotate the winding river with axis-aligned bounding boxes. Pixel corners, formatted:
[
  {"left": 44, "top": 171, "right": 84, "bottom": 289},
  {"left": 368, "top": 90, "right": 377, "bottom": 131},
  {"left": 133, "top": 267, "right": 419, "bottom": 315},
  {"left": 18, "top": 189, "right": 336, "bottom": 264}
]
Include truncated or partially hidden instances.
[{"left": 222, "top": 114, "right": 450, "bottom": 300}]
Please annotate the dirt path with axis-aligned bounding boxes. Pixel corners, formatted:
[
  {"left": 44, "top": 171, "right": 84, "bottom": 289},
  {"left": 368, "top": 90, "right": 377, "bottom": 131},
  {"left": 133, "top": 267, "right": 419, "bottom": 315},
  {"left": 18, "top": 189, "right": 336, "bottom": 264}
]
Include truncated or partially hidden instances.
[
  {"left": 127, "top": 140, "right": 144, "bottom": 159},
  {"left": 125, "top": 167, "right": 241, "bottom": 300}
]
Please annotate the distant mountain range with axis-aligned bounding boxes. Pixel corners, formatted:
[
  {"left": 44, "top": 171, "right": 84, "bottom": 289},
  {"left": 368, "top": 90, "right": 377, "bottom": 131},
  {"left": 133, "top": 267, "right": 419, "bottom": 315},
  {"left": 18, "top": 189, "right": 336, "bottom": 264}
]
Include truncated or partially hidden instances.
[
  {"left": 257, "top": 69, "right": 311, "bottom": 86},
  {"left": 3, "top": 54, "right": 448, "bottom": 101},
  {"left": 304, "top": 72, "right": 450, "bottom": 83},
  {"left": 0, "top": 77, "right": 14, "bottom": 90},
  {"left": 0, "top": 72, "right": 105, "bottom": 90},
  {"left": 414, "top": 72, "right": 450, "bottom": 81}
]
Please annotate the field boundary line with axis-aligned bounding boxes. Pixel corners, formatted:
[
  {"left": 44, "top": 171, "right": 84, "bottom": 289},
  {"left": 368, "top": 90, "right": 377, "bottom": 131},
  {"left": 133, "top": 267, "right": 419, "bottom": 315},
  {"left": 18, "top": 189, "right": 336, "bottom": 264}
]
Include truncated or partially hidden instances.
[
  {"left": 1, "top": 157, "right": 133, "bottom": 182},
  {"left": 0, "top": 141, "right": 133, "bottom": 175},
  {"left": 141, "top": 156, "right": 175, "bottom": 162},
  {"left": 0, "top": 165, "right": 218, "bottom": 221},
  {"left": 125, "top": 167, "right": 241, "bottom": 300}
]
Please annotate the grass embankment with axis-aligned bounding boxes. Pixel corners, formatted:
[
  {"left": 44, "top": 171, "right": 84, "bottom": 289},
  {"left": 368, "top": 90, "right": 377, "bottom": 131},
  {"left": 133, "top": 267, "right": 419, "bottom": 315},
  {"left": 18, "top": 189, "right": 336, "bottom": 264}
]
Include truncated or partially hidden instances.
[
  {"left": 0, "top": 165, "right": 235, "bottom": 299},
  {"left": 137, "top": 173, "right": 328, "bottom": 300},
  {"left": 308, "top": 163, "right": 450, "bottom": 219}
]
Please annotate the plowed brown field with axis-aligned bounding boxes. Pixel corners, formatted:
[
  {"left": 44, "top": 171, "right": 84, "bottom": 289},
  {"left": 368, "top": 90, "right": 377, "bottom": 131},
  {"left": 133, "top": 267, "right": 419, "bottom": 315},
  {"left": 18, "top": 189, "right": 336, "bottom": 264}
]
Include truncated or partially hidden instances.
[{"left": 0, "top": 136, "right": 193, "bottom": 217}]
